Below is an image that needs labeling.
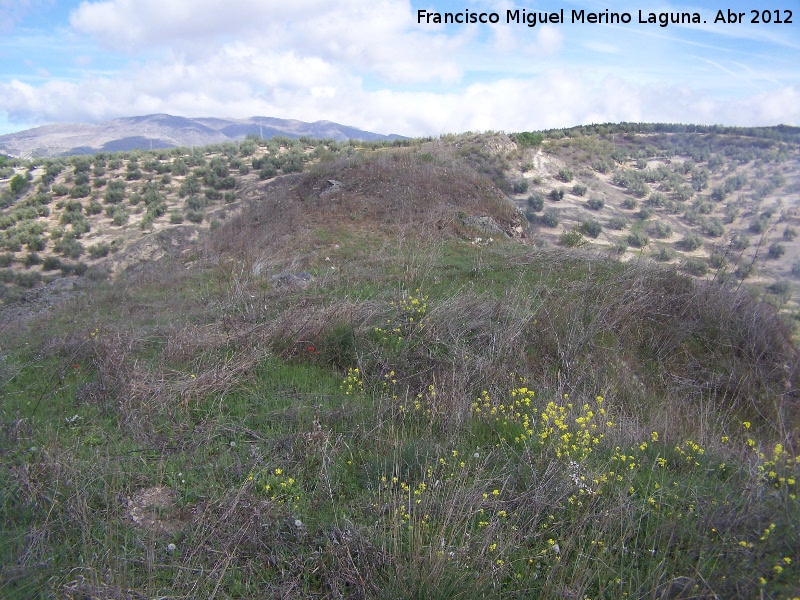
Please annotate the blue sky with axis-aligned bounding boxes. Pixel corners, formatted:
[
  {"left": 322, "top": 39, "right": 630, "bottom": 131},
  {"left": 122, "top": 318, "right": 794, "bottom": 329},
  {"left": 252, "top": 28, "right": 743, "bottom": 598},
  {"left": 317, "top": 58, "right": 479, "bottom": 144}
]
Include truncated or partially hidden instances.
[{"left": 1, "top": 0, "right": 798, "bottom": 136}]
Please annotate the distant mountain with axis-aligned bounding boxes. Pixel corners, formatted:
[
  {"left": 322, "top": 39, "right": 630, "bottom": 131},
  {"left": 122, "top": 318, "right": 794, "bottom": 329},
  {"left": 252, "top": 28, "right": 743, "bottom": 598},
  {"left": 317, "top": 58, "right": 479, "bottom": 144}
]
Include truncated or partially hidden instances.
[{"left": 0, "top": 114, "right": 408, "bottom": 158}]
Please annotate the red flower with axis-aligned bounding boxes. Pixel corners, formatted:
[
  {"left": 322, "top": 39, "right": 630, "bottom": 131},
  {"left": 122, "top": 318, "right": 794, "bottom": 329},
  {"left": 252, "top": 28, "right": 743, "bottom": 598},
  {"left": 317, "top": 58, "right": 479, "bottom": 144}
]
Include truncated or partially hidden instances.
[{"left": 308, "top": 346, "right": 315, "bottom": 352}]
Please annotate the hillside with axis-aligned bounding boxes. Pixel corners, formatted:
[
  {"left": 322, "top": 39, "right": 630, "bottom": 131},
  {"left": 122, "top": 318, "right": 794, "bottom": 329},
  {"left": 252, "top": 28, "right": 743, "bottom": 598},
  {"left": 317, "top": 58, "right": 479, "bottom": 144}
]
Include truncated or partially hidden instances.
[
  {"left": 1, "top": 126, "right": 799, "bottom": 599},
  {"left": 0, "top": 114, "right": 407, "bottom": 159}
]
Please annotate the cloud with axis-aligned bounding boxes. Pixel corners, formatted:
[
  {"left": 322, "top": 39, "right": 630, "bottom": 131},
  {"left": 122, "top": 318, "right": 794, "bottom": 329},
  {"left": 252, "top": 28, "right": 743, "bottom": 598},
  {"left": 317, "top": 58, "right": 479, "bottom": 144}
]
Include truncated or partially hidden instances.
[{"left": 69, "top": 0, "right": 467, "bottom": 84}]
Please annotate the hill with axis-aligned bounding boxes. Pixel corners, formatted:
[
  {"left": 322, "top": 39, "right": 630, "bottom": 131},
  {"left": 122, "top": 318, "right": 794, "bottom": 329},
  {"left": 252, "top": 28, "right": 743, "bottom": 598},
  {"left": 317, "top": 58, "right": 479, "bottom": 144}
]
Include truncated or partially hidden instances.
[
  {"left": 0, "top": 114, "right": 407, "bottom": 158},
  {"left": 0, "top": 125, "right": 799, "bottom": 599}
]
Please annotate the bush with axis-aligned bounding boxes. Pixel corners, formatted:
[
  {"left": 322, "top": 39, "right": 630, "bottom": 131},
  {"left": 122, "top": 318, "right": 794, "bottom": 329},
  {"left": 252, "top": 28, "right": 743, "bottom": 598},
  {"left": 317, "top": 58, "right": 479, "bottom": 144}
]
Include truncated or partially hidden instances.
[
  {"left": 636, "top": 206, "right": 653, "bottom": 220},
  {"left": 556, "top": 168, "right": 573, "bottom": 183},
  {"left": 607, "top": 217, "right": 627, "bottom": 230},
  {"left": 169, "top": 211, "right": 184, "bottom": 224},
  {"left": 42, "top": 256, "right": 61, "bottom": 271},
  {"left": 581, "top": 219, "right": 602, "bottom": 238},
  {"left": 54, "top": 237, "right": 85, "bottom": 259},
  {"left": 767, "top": 280, "right": 790, "bottom": 295},
  {"left": 205, "top": 188, "right": 222, "bottom": 201},
  {"left": 112, "top": 209, "right": 129, "bottom": 226},
  {"left": 104, "top": 179, "right": 126, "bottom": 204},
  {"left": 539, "top": 209, "right": 559, "bottom": 228},
  {"left": 701, "top": 218, "right": 725, "bottom": 238},
  {"left": 15, "top": 270, "right": 42, "bottom": 288},
  {"left": 572, "top": 184, "right": 587, "bottom": 196},
  {"left": 749, "top": 217, "right": 769, "bottom": 234},
  {"left": 186, "top": 210, "right": 204, "bottom": 224},
  {"left": 527, "top": 194, "right": 544, "bottom": 212},
  {"left": 549, "top": 188, "right": 564, "bottom": 201},
  {"left": 730, "top": 232, "right": 749, "bottom": 250},
  {"left": 651, "top": 245, "right": 676, "bottom": 262},
  {"left": 224, "top": 191, "right": 236, "bottom": 203},
  {"left": 0, "top": 253, "right": 14, "bottom": 267},
  {"left": 69, "top": 184, "right": 91, "bottom": 198},
  {"left": 587, "top": 197, "right": 604, "bottom": 211},
  {"left": 767, "top": 243, "right": 785, "bottom": 259},
  {"left": 791, "top": 262, "right": 800, "bottom": 278},
  {"left": 621, "top": 197, "right": 638, "bottom": 209},
  {"left": 0, "top": 269, "right": 14, "bottom": 282},
  {"left": 681, "top": 257, "right": 708, "bottom": 276},
  {"left": 51, "top": 184, "right": 69, "bottom": 196},
  {"left": 511, "top": 180, "right": 529, "bottom": 194},
  {"left": 559, "top": 228, "right": 585, "bottom": 247},
  {"left": 678, "top": 233, "right": 703, "bottom": 251},
  {"left": 86, "top": 200, "right": 103, "bottom": 215},
  {"left": 259, "top": 165, "right": 278, "bottom": 179},
  {"left": 783, "top": 227, "right": 797, "bottom": 240},
  {"left": 88, "top": 242, "right": 110, "bottom": 259},
  {"left": 626, "top": 231, "right": 649, "bottom": 248},
  {"left": 650, "top": 221, "right": 672, "bottom": 238}
]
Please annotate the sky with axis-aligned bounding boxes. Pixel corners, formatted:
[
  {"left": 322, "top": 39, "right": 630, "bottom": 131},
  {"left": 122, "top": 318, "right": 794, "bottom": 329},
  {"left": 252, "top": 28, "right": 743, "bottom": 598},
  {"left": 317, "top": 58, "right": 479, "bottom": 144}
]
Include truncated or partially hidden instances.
[{"left": 0, "top": 0, "right": 798, "bottom": 137}]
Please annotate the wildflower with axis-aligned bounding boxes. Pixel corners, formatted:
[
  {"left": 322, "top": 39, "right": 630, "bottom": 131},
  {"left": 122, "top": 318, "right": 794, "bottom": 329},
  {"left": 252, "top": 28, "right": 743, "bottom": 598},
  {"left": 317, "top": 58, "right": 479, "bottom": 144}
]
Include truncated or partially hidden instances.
[
  {"left": 167, "top": 543, "right": 177, "bottom": 553},
  {"left": 492, "top": 489, "right": 500, "bottom": 496},
  {"left": 275, "top": 468, "right": 282, "bottom": 475},
  {"left": 294, "top": 519, "right": 303, "bottom": 528},
  {"left": 650, "top": 431, "right": 658, "bottom": 442},
  {"left": 721, "top": 435, "right": 729, "bottom": 443},
  {"left": 743, "top": 421, "right": 751, "bottom": 429}
]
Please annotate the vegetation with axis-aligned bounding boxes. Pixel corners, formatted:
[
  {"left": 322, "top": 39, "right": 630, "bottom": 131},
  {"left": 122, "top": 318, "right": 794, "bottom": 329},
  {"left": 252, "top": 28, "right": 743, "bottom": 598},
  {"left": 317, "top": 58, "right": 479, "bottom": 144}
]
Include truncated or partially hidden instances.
[{"left": 0, "top": 125, "right": 799, "bottom": 598}]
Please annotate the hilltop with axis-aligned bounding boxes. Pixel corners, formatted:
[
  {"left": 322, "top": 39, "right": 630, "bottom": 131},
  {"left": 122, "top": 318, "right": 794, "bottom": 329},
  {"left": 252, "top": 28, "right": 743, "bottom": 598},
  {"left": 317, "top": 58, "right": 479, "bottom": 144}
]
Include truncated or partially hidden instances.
[{"left": 1, "top": 124, "right": 799, "bottom": 599}]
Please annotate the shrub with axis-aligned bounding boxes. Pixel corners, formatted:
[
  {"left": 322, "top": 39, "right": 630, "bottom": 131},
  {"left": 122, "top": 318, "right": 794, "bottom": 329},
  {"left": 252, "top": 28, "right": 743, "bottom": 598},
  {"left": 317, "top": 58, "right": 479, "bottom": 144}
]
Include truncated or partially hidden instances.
[
  {"left": 651, "top": 245, "right": 676, "bottom": 262},
  {"left": 767, "top": 280, "right": 790, "bottom": 295},
  {"left": 527, "top": 193, "right": 544, "bottom": 212},
  {"left": 621, "top": 197, "right": 638, "bottom": 209},
  {"left": 511, "top": 180, "right": 529, "bottom": 194},
  {"left": 681, "top": 257, "right": 708, "bottom": 276},
  {"left": 730, "top": 232, "right": 749, "bottom": 250},
  {"left": 86, "top": 200, "right": 103, "bottom": 215},
  {"left": 26, "top": 235, "right": 46, "bottom": 252},
  {"left": 539, "top": 208, "right": 559, "bottom": 228},
  {"left": 650, "top": 221, "right": 672, "bottom": 238},
  {"left": 54, "top": 237, "right": 85, "bottom": 259},
  {"left": 701, "top": 218, "right": 725, "bottom": 238},
  {"left": 51, "top": 184, "right": 69, "bottom": 196},
  {"left": 112, "top": 209, "right": 129, "bottom": 226},
  {"left": 88, "top": 243, "right": 110, "bottom": 259},
  {"left": 559, "top": 228, "right": 585, "bottom": 247},
  {"left": 14, "top": 270, "right": 41, "bottom": 288},
  {"left": 0, "top": 253, "right": 14, "bottom": 267},
  {"left": 549, "top": 188, "right": 564, "bottom": 201},
  {"left": 572, "top": 184, "right": 587, "bottom": 196},
  {"left": 749, "top": 217, "right": 769, "bottom": 234},
  {"left": 791, "top": 262, "right": 800, "bottom": 278},
  {"left": 636, "top": 206, "right": 653, "bottom": 220},
  {"left": 0, "top": 269, "right": 14, "bottom": 282},
  {"left": 783, "top": 226, "right": 797, "bottom": 240},
  {"left": 104, "top": 179, "right": 126, "bottom": 204},
  {"left": 581, "top": 219, "right": 602, "bottom": 238},
  {"left": 205, "top": 188, "right": 222, "bottom": 201},
  {"left": 42, "top": 256, "right": 61, "bottom": 271},
  {"left": 678, "top": 233, "right": 703, "bottom": 251},
  {"left": 767, "top": 243, "right": 785, "bottom": 259},
  {"left": 259, "top": 165, "right": 278, "bottom": 179},
  {"left": 186, "top": 210, "right": 204, "bottom": 224},
  {"left": 169, "top": 211, "right": 184, "bottom": 224},
  {"left": 224, "top": 191, "right": 236, "bottom": 203},
  {"left": 607, "top": 217, "right": 627, "bottom": 230},
  {"left": 69, "top": 184, "right": 91, "bottom": 198},
  {"left": 626, "top": 231, "right": 649, "bottom": 248},
  {"left": 556, "top": 168, "right": 573, "bottom": 182},
  {"left": 587, "top": 197, "right": 604, "bottom": 211}
]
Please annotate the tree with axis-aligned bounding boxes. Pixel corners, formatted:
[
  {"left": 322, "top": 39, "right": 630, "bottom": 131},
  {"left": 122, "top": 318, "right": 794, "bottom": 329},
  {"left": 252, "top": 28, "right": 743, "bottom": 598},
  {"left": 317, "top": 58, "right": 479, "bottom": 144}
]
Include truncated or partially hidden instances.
[{"left": 9, "top": 174, "right": 29, "bottom": 196}]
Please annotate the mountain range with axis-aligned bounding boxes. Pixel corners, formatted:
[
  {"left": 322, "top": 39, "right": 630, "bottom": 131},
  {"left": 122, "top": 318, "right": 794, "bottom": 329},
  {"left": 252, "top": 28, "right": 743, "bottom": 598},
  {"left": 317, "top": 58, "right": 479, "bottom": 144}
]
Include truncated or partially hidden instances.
[{"left": 0, "top": 114, "right": 407, "bottom": 158}]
